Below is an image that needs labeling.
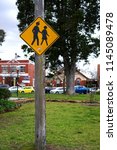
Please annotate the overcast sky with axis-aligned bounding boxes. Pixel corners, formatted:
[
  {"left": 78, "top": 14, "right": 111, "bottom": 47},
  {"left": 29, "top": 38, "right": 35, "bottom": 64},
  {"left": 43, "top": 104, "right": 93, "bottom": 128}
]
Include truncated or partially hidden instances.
[
  {"left": 0, "top": 0, "right": 25, "bottom": 60},
  {"left": 0, "top": 0, "right": 100, "bottom": 76}
]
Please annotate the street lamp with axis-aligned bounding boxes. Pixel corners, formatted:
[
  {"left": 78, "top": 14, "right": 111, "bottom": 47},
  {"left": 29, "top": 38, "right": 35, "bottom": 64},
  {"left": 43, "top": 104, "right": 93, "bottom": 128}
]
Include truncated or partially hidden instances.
[{"left": 16, "top": 66, "right": 20, "bottom": 98}]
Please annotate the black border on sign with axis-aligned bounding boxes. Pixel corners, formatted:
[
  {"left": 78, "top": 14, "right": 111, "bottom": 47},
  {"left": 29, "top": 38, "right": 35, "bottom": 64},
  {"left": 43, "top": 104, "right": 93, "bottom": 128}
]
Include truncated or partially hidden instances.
[{"left": 20, "top": 17, "right": 60, "bottom": 55}]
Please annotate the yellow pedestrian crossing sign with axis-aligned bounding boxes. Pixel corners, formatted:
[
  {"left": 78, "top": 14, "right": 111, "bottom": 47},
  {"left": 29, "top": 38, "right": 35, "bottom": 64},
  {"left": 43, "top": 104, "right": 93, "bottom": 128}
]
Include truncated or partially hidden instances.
[{"left": 20, "top": 17, "right": 60, "bottom": 55}]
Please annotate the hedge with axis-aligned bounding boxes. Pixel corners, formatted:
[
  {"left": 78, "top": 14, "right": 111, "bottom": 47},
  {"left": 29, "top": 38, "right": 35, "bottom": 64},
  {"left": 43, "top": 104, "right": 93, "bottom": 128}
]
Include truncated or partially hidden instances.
[{"left": 0, "top": 88, "right": 11, "bottom": 100}]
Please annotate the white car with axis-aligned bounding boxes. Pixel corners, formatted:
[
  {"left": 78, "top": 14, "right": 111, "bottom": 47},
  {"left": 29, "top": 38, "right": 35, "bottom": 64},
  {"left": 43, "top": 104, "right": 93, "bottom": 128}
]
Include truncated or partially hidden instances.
[
  {"left": 50, "top": 87, "right": 65, "bottom": 94},
  {"left": 9, "top": 86, "right": 23, "bottom": 93}
]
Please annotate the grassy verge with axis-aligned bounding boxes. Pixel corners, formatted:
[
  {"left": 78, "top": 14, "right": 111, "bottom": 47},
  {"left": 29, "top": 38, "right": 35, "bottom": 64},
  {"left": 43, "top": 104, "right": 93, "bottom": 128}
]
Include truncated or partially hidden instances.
[
  {"left": 0, "top": 102, "right": 100, "bottom": 150},
  {"left": 11, "top": 93, "right": 100, "bottom": 102}
]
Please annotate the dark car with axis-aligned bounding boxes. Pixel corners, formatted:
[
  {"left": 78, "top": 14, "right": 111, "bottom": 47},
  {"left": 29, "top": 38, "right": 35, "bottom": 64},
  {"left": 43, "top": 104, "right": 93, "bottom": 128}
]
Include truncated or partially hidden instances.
[
  {"left": 45, "top": 87, "right": 53, "bottom": 93},
  {"left": 0, "top": 84, "right": 9, "bottom": 89},
  {"left": 74, "top": 85, "right": 89, "bottom": 94}
]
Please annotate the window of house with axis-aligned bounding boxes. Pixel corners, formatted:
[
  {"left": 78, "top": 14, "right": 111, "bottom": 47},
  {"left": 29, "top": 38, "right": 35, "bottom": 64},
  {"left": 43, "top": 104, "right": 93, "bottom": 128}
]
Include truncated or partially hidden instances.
[
  {"left": 10, "top": 65, "right": 16, "bottom": 73},
  {"left": 76, "top": 78, "right": 81, "bottom": 85},
  {"left": 1, "top": 65, "right": 8, "bottom": 73},
  {"left": 20, "top": 66, "right": 25, "bottom": 73},
  {"left": 23, "top": 76, "right": 30, "bottom": 80}
]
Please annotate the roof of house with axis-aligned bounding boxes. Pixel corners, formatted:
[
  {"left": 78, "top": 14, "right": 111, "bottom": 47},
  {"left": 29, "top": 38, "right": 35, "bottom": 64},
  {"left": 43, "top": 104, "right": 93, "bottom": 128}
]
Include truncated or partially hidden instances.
[
  {"left": 76, "top": 70, "right": 90, "bottom": 80},
  {"left": 52, "top": 67, "right": 90, "bottom": 80}
]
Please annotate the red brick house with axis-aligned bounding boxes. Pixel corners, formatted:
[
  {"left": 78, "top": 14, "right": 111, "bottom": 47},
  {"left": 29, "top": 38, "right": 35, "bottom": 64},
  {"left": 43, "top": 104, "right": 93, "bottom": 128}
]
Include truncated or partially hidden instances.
[
  {"left": 0, "top": 59, "right": 34, "bottom": 86},
  {"left": 45, "top": 68, "right": 90, "bottom": 87}
]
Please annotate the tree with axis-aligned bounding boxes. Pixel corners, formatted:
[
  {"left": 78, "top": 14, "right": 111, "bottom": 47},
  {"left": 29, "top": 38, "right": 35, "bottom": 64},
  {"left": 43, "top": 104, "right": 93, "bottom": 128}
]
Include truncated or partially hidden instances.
[
  {"left": 16, "top": 0, "right": 100, "bottom": 95},
  {"left": 45, "top": 0, "right": 100, "bottom": 94},
  {"left": 16, "top": 0, "right": 35, "bottom": 60},
  {"left": 0, "top": 29, "right": 5, "bottom": 45}
]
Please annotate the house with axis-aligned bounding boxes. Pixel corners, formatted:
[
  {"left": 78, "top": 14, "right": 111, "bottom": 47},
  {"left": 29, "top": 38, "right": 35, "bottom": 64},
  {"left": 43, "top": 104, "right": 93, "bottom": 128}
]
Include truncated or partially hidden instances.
[
  {"left": 0, "top": 58, "right": 99, "bottom": 88},
  {"left": 45, "top": 68, "right": 90, "bottom": 87},
  {"left": 0, "top": 59, "right": 34, "bottom": 86}
]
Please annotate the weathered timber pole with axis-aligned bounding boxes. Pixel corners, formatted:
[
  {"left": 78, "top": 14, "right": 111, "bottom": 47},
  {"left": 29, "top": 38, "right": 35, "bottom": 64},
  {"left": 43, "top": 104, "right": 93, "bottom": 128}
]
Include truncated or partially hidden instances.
[{"left": 34, "top": 0, "right": 46, "bottom": 150}]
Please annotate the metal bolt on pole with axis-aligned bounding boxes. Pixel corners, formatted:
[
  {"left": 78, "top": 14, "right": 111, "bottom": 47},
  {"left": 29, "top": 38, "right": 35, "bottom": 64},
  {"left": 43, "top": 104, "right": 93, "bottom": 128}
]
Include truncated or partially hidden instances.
[{"left": 34, "top": 0, "right": 46, "bottom": 150}]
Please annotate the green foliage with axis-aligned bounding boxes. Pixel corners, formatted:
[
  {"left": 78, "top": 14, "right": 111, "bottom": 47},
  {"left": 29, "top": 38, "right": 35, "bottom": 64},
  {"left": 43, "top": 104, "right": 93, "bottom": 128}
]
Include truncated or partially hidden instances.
[
  {"left": 0, "top": 89, "right": 20, "bottom": 113},
  {"left": 45, "top": 0, "right": 100, "bottom": 61},
  {"left": 0, "top": 99, "right": 16, "bottom": 113},
  {"left": 96, "top": 91, "right": 100, "bottom": 95},
  {"left": 0, "top": 88, "right": 11, "bottom": 100},
  {"left": 0, "top": 29, "right": 5, "bottom": 45},
  {"left": 16, "top": 0, "right": 100, "bottom": 63},
  {"left": 16, "top": 0, "right": 34, "bottom": 32}
]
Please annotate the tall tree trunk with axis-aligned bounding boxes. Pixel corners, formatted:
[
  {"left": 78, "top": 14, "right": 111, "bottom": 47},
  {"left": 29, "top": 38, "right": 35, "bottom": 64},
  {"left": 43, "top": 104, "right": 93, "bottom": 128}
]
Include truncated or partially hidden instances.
[{"left": 64, "top": 62, "right": 76, "bottom": 95}]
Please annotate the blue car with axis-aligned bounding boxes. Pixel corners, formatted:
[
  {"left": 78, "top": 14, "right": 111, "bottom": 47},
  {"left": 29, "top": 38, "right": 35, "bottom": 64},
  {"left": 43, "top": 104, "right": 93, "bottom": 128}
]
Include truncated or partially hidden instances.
[{"left": 74, "top": 86, "right": 89, "bottom": 94}]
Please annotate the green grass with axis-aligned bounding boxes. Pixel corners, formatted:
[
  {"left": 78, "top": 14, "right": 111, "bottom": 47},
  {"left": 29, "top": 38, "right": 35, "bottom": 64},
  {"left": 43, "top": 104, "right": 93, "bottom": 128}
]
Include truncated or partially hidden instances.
[
  {"left": 11, "top": 92, "right": 34, "bottom": 99},
  {"left": 11, "top": 93, "right": 100, "bottom": 102},
  {"left": 46, "top": 103, "right": 100, "bottom": 150},
  {"left": 46, "top": 93, "right": 100, "bottom": 102},
  {"left": 0, "top": 102, "right": 100, "bottom": 150}
]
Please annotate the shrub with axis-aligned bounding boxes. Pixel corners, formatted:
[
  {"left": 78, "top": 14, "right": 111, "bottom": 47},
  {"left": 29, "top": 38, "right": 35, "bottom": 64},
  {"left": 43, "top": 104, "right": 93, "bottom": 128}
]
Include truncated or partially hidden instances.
[
  {"left": 0, "top": 99, "right": 17, "bottom": 113},
  {"left": 0, "top": 105, "right": 5, "bottom": 113},
  {"left": 96, "top": 91, "right": 100, "bottom": 95},
  {"left": 0, "top": 88, "right": 11, "bottom": 100}
]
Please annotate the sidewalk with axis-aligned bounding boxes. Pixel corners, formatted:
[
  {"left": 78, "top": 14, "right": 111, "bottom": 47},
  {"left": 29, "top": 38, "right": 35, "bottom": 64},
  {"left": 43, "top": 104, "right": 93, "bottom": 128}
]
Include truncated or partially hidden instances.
[{"left": 9, "top": 97, "right": 26, "bottom": 101}]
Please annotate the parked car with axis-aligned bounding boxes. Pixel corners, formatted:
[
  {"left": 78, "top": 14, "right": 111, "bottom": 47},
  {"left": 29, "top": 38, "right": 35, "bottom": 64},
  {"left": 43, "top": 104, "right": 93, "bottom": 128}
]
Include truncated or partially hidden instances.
[
  {"left": 89, "top": 87, "right": 96, "bottom": 92},
  {"left": 89, "top": 87, "right": 100, "bottom": 93},
  {"left": 45, "top": 87, "right": 53, "bottom": 93},
  {"left": 18, "top": 86, "right": 35, "bottom": 93},
  {"left": 0, "top": 84, "right": 9, "bottom": 89},
  {"left": 50, "top": 87, "right": 65, "bottom": 94},
  {"left": 74, "top": 86, "right": 89, "bottom": 94},
  {"left": 9, "top": 86, "right": 23, "bottom": 93},
  {"left": 97, "top": 88, "right": 100, "bottom": 92}
]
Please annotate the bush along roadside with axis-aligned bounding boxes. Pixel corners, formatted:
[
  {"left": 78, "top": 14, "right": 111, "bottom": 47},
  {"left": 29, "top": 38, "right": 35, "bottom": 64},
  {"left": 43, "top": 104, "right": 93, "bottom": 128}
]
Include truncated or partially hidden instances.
[
  {"left": 0, "top": 88, "right": 11, "bottom": 100},
  {"left": 0, "top": 88, "right": 21, "bottom": 113}
]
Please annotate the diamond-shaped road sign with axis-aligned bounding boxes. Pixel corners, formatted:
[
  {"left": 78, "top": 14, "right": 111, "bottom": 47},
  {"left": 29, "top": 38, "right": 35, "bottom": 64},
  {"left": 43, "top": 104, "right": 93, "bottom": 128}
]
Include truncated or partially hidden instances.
[{"left": 20, "top": 17, "right": 60, "bottom": 55}]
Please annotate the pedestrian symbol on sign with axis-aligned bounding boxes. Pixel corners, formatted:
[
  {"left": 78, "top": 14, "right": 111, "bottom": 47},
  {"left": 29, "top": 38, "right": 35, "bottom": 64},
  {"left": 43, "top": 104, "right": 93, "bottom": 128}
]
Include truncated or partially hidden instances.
[
  {"left": 20, "top": 17, "right": 60, "bottom": 55},
  {"left": 41, "top": 26, "right": 49, "bottom": 46},
  {"left": 31, "top": 21, "right": 41, "bottom": 46}
]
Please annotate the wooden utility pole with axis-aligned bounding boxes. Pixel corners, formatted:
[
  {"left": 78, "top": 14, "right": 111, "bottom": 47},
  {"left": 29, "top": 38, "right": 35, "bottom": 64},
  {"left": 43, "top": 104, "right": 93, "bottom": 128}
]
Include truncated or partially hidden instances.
[
  {"left": 20, "top": 1, "right": 59, "bottom": 149},
  {"left": 34, "top": 0, "right": 46, "bottom": 150}
]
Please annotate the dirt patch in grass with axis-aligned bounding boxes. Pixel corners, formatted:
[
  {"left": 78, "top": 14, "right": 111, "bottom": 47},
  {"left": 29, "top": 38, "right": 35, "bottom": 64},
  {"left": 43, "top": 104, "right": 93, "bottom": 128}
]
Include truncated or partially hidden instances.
[
  {"left": 11, "top": 98, "right": 99, "bottom": 106},
  {"left": 47, "top": 145, "right": 62, "bottom": 150},
  {"left": 46, "top": 145, "right": 79, "bottom": 150}
]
